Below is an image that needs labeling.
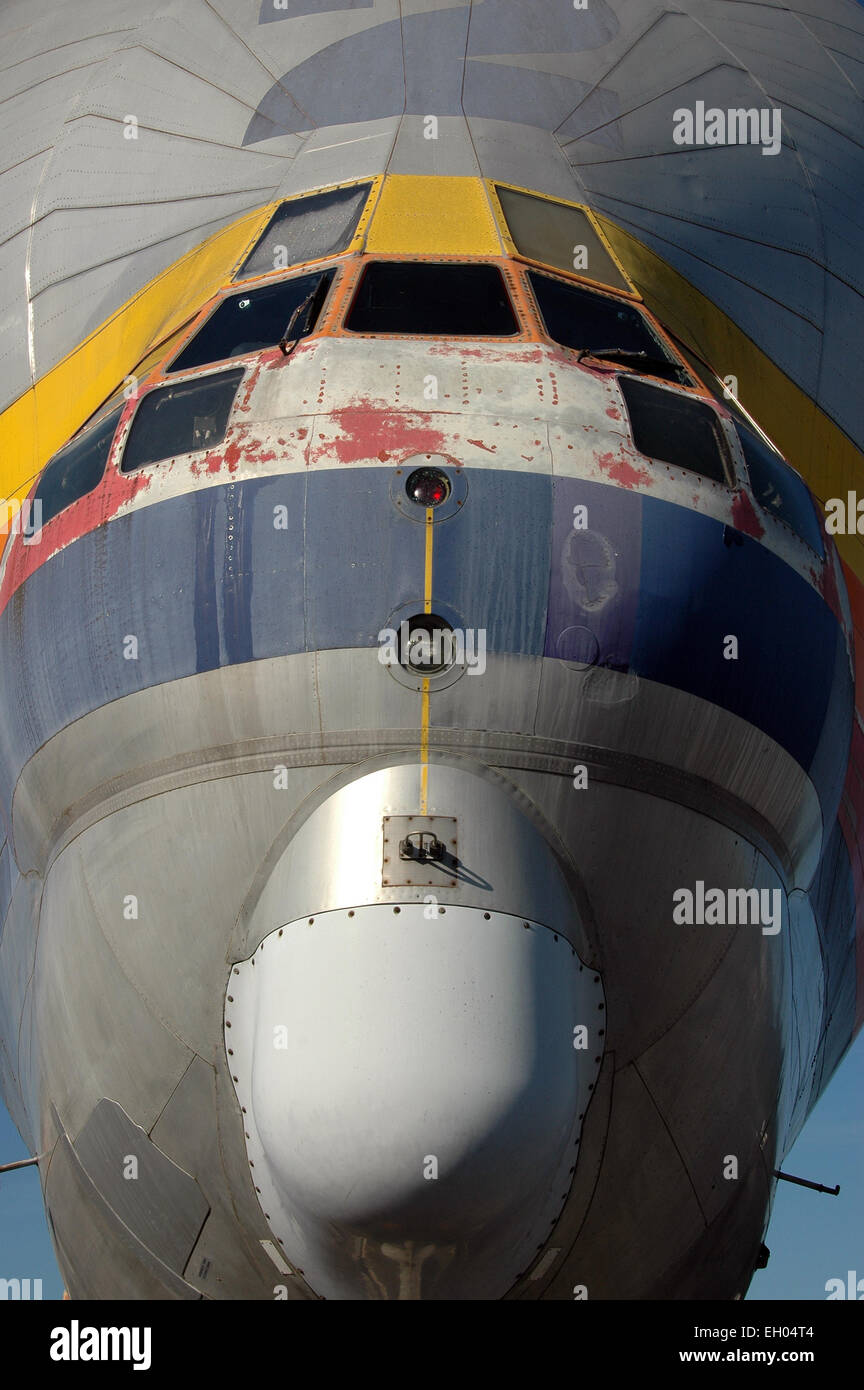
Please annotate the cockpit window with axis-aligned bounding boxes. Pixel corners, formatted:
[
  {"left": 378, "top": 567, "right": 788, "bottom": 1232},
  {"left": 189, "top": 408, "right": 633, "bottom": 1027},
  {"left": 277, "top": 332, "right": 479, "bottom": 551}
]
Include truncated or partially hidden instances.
[
  {"left": 620, "top": 376, "right": 731, "bottom": 484},
  {"left": 236, "top": 183, "right": 371, "bottom": 281},
  {"left": 527, "top": 271, "right": 689, "bottom": 383},
  {"left": 121, "top": 369, "right": 245, "bottom": 473},
  {"left": 168, "top": 270, "right": 335, "bottom": 374},
  {"left": 496, "top": 186, "right": 630, "bottom": 291},
  {"left": 34, "top": 406, "right": 123, "bottom": 527},
  {"left": 345, "top": 262, "right": 519, "bottom": 336},
  {"left": 735, "top": 422, "right": 824, "bottom": 555}
]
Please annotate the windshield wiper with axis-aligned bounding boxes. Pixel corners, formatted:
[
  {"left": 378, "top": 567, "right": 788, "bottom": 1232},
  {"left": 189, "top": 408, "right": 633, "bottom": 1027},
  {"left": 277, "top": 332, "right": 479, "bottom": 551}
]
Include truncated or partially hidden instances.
[
  {"left": 576, "top": 348, "right": 686, "bottom": 382},
  {"left": 279, "top": 276, "right": 330, "bottom": 356}
]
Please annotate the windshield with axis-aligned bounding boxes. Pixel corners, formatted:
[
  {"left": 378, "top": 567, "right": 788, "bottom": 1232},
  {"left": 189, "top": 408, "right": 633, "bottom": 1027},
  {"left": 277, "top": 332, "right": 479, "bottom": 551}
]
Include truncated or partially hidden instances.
[
  {"left": 345, "top": 262, "right": 519, "bottom": 336},
  {"left": 168, "top": 270, "right": 335, "bottom": 373},
  {"left": 528, "top": 271, "right": 688, "bottom": 381}
]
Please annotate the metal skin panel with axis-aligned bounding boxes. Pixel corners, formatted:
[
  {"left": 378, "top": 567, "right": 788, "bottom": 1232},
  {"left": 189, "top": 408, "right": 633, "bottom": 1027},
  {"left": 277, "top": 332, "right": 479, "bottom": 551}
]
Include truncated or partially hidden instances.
[
  {"left": 149, "top": 1055, "right": 311, "bottom": 1300},
  {"left": 0, "top": 0, "right": 863, "bottom": 1301},
  {"left": 73, "top": 1100, "right": 210, "bottom": 1274},
  {"left": 44, "top": 1134, "right": 201, "bottom": 1302},
  {"left": 226, "top": 904, "right": 605, "bottom": 1300},
  {"left": 0, "top": 656, "right": 847, "bottom": 1297},
  {"left": 234, "top": 761, "right": 595, "bottom": 960}
]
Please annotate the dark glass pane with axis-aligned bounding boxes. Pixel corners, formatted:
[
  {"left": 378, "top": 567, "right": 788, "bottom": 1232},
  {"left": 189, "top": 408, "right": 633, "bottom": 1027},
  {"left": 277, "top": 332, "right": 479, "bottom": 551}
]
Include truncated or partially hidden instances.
[
  {"left": 236, "top": 184, "right": 371, "bottom": 279},
  {"left": 346, "top": 263, "right": 518, "bottom": 335},
  {"left": 169, "top": 270, "right": 334, "bottom": 373},
  {"left": 620, "top": 377, "right": 730, "bottom": 484},
  {"left": 121, "top": 369, "right": 244, "bottom": 473},
  {"left": 35, "top": 407, "right": 122, "bottom": 526},
  {"left": 736, "top": 422, "right": 824, "bottom": 555},
  {"left": 528, "top": 271, "right": 679, "bottom": 365},
  {"left": 496, "top": 186, "right": 630, "bottom": 290}
]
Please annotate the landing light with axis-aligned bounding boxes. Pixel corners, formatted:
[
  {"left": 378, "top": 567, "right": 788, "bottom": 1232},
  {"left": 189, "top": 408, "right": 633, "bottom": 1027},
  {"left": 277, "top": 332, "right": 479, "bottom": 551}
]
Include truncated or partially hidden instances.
[{"left": 406, "top": 468, "right": 450, "bottom": 507}]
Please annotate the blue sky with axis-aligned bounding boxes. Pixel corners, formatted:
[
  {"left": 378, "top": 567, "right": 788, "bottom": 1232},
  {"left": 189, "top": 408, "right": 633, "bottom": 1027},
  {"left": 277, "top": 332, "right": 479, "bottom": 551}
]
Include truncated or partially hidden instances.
[{"left": 2, "top": 1028, "right": 862, "bottom": 1300}]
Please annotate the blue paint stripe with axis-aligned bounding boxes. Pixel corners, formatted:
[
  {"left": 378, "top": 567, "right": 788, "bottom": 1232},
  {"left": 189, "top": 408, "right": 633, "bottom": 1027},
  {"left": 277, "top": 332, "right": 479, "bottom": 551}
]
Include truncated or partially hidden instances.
[{"left": 0, "top": 471, "right": 850, "bottom": 833}]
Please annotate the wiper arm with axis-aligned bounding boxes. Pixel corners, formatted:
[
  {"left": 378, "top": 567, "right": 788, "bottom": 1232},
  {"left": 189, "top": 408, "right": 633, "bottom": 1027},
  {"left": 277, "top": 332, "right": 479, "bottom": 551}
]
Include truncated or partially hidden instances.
[
  {"left": 279, "top": 276, "right": 330, "bottom": 356},
  {"left": 279, "top": 292, "right": 315, "bottom": 356},
  {"left": 576, "top": 348, "right": 686, "bottom": 381}
]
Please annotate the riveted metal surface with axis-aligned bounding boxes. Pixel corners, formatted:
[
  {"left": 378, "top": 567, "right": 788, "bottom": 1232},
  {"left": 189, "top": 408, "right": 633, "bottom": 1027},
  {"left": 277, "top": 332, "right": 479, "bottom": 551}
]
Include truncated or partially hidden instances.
[
  {"left": 382, "top": 815, "right": 457, "bottom": 887},
  {"left": 226, "top": 904, "right": 605, "bottom": 1300}
]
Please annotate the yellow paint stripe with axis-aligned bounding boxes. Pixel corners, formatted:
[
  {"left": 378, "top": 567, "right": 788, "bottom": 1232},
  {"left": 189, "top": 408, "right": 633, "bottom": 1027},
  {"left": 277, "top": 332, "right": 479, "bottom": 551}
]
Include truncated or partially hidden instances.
[
  {"left": 424, "top": 507, "right": 434, "bottom": 614},
  {"left": 0, "top": 204, "right": 276, "bottom": 545},
  {"left": 0, "top": 176, "right": 385, "bottom": 542},
  {"left": 419, "top": 680, "right": 431, "bottom": 816},
  {"left": 367, "top": 175, "right": 502, "bottom": 256},
  {"left": 595, "top": 214, "right": 864, "bottom": 585},
  {"left": 420, "top": 505, "right": 435, "bottom": 814}
]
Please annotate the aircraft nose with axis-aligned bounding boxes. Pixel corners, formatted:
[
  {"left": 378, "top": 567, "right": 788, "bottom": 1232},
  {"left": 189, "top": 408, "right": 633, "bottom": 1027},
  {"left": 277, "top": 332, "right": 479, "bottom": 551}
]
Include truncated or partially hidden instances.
[{"left": 226, "top": 904, "right": 604, "bottom": 1299}]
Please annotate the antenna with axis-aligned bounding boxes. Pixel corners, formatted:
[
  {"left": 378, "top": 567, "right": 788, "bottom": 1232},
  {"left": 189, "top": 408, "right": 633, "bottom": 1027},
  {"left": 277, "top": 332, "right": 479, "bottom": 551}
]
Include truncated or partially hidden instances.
[
  {"left": 773, "top": 1168, "right": 840, "bottom": 1196},
  {"left": 0, "top": 1156, "right": 39, "bottom": 1174}
]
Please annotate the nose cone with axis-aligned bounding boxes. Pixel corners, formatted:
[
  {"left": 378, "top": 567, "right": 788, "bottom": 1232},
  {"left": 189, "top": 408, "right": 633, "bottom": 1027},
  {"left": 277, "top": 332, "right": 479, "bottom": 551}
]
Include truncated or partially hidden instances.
[{"left": 226, "top": 905, "right": 603, "bottom": 1299}]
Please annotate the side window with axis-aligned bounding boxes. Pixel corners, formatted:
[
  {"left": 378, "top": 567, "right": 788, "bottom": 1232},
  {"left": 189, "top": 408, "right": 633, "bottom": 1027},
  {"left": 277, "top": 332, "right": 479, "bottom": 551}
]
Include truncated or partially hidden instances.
[
  {"left": 121, "top": 369, "right": 245, "bottom": 473},
  {"left": 528, "top": 271, "right": 688, "bottom": 382},
  {"left": 236, "top": 183, "right": 371, "bottom": 280},
  {"left": 168, "top": 270, "right": 334, "bottom": 374},
  {"left": 620, "top": 376, "right": 731, "bottom": 484},
  {"left": 34, "top": 407, "right": 122, "bottom": 527},
  {"left": 345, "top": 263, "right": 519, "bottom": 336},
  {"left": 735, "top": 422, "right": 824, "bottom": 555}
]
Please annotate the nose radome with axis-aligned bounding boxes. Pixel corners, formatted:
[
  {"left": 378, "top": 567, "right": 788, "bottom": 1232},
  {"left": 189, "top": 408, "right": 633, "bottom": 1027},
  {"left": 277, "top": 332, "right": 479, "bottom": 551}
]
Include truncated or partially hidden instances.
[{"left": 226, "top": 903, "right": 604, "bottom": 1300}]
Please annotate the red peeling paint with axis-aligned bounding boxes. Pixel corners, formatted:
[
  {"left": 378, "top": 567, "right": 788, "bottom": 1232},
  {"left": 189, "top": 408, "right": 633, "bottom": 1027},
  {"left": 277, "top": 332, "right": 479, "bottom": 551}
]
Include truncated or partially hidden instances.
[
  {"left": 311, "top": 405, "right": 448, "bottom": 465},
  {"left": 730, "top": 489, "right": 765, "bottom": 539},
  {"left": 0, "top": 464, "right": 154, "bottom": 616},
  {"left": 467, "top": 439, "right": 496, "bottom": 453},
  {"left": 606, "top": 406, "right": 622, "bottom": 420},
  {"left": 596, "top": 450, "right": 653, "bottom": 490}
]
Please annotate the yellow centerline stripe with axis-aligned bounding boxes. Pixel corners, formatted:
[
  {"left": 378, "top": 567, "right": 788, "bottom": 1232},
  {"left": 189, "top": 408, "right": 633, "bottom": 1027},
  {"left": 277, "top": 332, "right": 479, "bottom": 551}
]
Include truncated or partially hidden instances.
[
  {"left": 419, "top": 680, "right": 430, "bottom": 815},
  {"left": 420, "top": 506, "right": 434, "bottom": 814},
  {"left": 423, "top": 506, "right": 434, "bottom": 615}
]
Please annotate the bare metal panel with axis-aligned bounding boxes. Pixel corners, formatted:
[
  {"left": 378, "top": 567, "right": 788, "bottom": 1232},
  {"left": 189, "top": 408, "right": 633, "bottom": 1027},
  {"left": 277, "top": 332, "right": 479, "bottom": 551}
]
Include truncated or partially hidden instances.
[
  {"left": 0, "top": 229, "right": 35, "bottom": 408},
  {"left": 74, "top": 1099, "right": 209, "bottom": 1273},
  {"left": 386, "top": 117, "right": 484, "bottom": 177},
  {"left": 381, "top": 815, "right": 457, "bottom": 887},
  {"left": 34, "top": 849, "right": 195, "bottom": 1137},
  {"left": 236, "top": 758, "right": 593, "bottom": 958},
  {"left": 271, "top": 119, "right": 401, "bottom": 197},
  {"left": 544, "top": 1063, "right": 715, "bottom": 1299},
  {"left": 0, "top": 839, "right": 13, "bottom": 943},
  {"left": 45, "top": 1133, "right": 201, "bottom": 1301},
  {"left": 151, "top": 1054, "right": 313, "bottom": 1298}
]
